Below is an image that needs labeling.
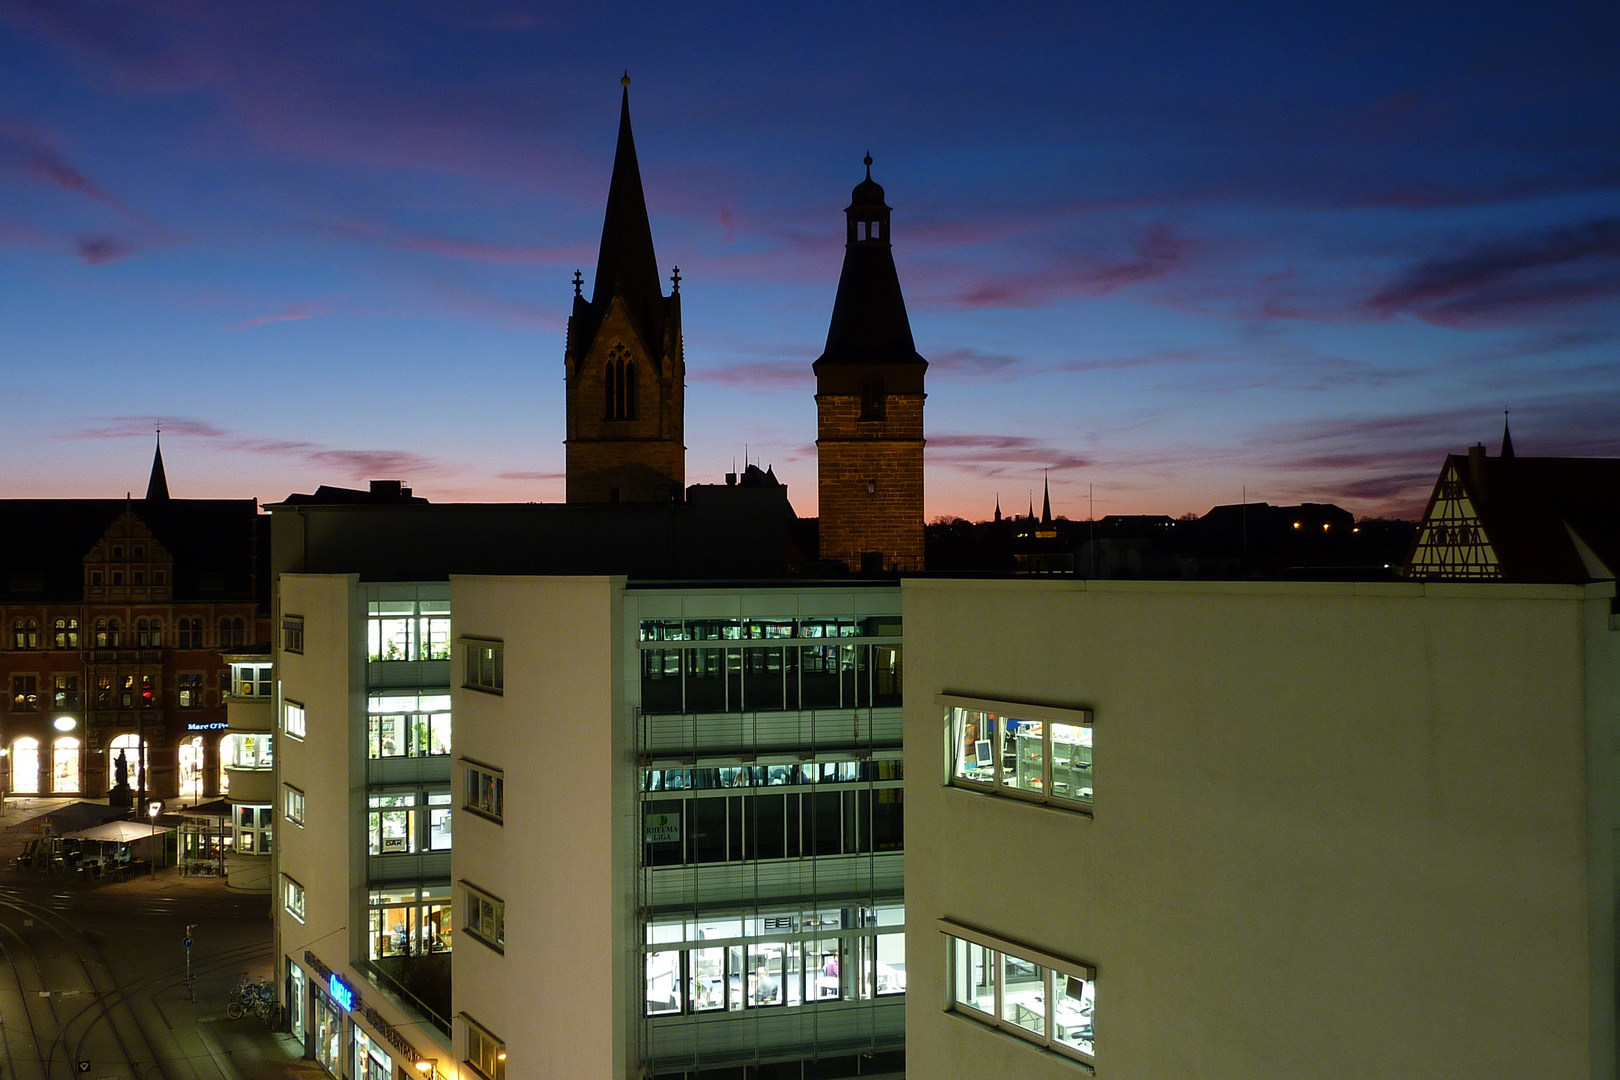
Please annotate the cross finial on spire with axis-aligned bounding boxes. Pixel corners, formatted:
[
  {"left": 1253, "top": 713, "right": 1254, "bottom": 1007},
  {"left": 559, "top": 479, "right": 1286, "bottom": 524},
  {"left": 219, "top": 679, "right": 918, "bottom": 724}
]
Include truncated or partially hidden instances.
[
  {"left": 863, "top": 152, "right": 872, "bottom": 180},
  {"left": 670, "top": 266, "right": 681, "bottom": 294},
  {"left": 572, "top": 269, "right": 583, "bottom": 297},
  {"left": 622, "top": 71, "right": 631, "bottom": 88}
]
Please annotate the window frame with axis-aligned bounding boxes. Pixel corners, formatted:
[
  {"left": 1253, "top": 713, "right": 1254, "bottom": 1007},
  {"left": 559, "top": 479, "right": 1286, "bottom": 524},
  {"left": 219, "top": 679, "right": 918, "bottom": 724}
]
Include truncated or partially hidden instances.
[
  {"left": 461, "top": 637, "right": 504, "bottom": 695},
  {"left": 462, "top": 759, "right": 504, "bottom": 824},
  {"left": 284, "top": 699, "right": 306, "bottom": 741},
  {"left": 282, "top": 615, "right": 304, "bottom": 654},
  {"left": 462, "top": 1014, "right": 506, "bottom": 1080},
  {"left": 461, "top": 881, "right": 506, "bottom": 954},
  {"left": 939, "top": 694, "right": 1093, "bottom": 814},
  {"left": 941, "top": 919, "right": 1095, "bottom": 1067},
  {"left": 283, "top": 874, "right": 307, "bottom": 923},
  {"left": 284, "top": 784, "right": 306, "bottom": 827}
]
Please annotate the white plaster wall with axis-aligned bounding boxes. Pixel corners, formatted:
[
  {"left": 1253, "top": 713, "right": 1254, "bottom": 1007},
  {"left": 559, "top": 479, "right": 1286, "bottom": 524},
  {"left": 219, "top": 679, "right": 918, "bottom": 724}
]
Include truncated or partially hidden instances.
[
  {"left": 451, "top": 576, "right": 629, "bottom": 1080},
  {"left": 274, "top": 573, "right": 362, "bottom": 1012},
  {"left": 902, "top": 578, "right": 1613, "bottom": 1080}
]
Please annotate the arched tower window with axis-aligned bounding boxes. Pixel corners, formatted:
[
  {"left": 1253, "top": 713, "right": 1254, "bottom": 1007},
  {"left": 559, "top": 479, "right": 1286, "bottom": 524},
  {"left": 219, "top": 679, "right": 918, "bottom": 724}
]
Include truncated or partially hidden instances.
[{"left": 605, "top": 344, "right": 637, "bottom": 420}]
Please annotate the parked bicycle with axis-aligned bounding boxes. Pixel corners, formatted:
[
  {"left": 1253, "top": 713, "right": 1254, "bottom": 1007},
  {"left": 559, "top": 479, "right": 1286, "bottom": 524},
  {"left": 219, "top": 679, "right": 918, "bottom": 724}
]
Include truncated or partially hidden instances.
[{"left": 226, "top": 976, "right": 274, "bottom": 1021}]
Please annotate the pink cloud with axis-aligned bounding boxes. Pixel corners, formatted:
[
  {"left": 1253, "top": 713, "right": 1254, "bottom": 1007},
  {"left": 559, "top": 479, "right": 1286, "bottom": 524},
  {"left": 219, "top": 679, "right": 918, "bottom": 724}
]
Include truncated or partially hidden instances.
[
  {"left": 947, "top": 224, "right": 1190, "bottom": 309},
  {"left": 227, "top": 304, "right": 319, "bottom": 330}
]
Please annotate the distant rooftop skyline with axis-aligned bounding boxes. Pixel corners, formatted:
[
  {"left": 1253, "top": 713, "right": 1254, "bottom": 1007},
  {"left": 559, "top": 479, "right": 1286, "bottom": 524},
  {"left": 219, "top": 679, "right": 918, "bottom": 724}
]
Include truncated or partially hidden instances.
[{"left": 2, "top": 2, "right": 1616, "bottom": 519}]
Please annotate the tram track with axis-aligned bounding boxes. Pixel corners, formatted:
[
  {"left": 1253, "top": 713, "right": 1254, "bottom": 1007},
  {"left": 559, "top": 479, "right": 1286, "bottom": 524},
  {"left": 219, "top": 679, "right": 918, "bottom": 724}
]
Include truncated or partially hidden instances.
[
  {"left": 0, "top": 908, "right": 57, "bottom": 1080},
  {"left": 0, "top": 889, "right": 160, "bottom": 1080}
]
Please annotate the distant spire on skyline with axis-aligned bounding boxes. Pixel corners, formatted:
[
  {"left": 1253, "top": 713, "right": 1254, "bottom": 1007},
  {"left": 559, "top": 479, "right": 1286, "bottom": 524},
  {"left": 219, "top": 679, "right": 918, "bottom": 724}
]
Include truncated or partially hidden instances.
[
  {"left": 1041, "top": 471, "right": 1052, "bottom": 526},
  {"left": 1501, "top": 410, "right": 1515, "bottom": 459},
  {"left": 145, "top": 430, "right": 169, "bottom": 501}
]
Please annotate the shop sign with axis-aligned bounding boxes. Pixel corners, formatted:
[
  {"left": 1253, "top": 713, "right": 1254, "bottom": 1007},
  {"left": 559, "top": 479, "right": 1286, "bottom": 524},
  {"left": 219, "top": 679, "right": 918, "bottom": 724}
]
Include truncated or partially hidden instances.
[
  {"left": 361, "top": 1002, "right": 422, "bottom": 1062},
  {"left": 186, "top": 721, "right": 229, "bottom": 731},
  {"left": 328, "top": 974, "right": 355, "bottom": 1012},
  {"left": 644, "top": 813, "right": 681, "bottom": 844}
]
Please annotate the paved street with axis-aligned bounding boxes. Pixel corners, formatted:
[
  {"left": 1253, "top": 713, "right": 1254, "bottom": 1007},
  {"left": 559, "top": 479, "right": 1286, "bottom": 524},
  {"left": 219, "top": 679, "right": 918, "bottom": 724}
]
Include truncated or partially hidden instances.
[{"left": 0, "top": 799, "right": 316, "bottom": 1080}]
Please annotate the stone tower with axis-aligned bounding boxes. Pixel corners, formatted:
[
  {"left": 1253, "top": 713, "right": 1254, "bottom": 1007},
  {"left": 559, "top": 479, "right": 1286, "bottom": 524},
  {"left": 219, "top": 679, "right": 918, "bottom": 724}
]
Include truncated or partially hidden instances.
[
  {"left": 814, "top": 156, "right": 927, "bottom": 571},
  {"left": 564, "top": 78, "right": 685, "bottom": 504}
]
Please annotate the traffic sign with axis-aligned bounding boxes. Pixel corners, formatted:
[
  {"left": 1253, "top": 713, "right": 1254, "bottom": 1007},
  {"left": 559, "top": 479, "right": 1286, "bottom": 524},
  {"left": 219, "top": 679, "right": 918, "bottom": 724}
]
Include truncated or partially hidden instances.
[
  {"left": 183, "top": 936, "right": 193, "bottom": 948},
  {"left": 77, "top": 1061, "right": 89, "bottom": 1073}
]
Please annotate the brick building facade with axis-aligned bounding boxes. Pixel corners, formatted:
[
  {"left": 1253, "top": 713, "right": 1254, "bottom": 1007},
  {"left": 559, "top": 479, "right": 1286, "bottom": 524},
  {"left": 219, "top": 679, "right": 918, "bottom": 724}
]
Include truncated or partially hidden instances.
[{"left": 0, "top": 446, "right": 268, "bottom": 803}]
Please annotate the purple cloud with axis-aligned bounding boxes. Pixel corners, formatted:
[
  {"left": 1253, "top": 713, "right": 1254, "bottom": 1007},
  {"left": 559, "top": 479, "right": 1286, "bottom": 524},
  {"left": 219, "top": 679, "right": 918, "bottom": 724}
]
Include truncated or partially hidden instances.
[
  {"left": 929, "top": 433, "right": 1091, "bottom": 476},
  {"left": 948, "top": 224, "right": 1190, "bottom": 309},
  {"left": 497, "top": 470, "right": 565, "bottom": 481},
  {"left": 75, "top": 234, "right": 135, "bottom": 264},
  {"left": 226, "top": 305, "right": 319, "bottom": 330},
  {"left": 689, "top": 361, "right": 812, "bottom": 389},
  {"left": 1366, "top": 218, "right": 1620, "bottom": 327},
  {"left": 63, "top": 414, "right": 441, "bottom": 483}
]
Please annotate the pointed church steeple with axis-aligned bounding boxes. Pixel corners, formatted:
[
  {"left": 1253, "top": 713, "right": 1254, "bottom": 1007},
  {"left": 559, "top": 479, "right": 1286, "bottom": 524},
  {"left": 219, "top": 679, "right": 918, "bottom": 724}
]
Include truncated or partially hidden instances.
[
  {"left": 581, "top": 73, "right": 666, "bottom": 356},
  {"left": 993, "top": 494, "right": 1002, "bottom": 523},
  {"left": 145, "top": 433, "right": 170, "bottom": 501},
  {"left": 1501, "top": 410, "right": 1515, "bottom": 459},
  {"left": 562, "top": 76, "right": 685, "bottom": 505},
  {"left": 1041, "top": 472, "right": 1052, "bottom": 526}
]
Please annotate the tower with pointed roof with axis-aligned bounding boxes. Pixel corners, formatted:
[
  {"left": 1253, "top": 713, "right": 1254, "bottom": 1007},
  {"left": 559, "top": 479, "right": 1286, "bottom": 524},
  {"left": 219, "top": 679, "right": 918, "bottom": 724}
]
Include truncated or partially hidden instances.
[
  {"left": 564, "top": 77, "right": 685, "bottom": 504},
  {"left": 814, "top": 156, "right": 926, "bottom": 571}
]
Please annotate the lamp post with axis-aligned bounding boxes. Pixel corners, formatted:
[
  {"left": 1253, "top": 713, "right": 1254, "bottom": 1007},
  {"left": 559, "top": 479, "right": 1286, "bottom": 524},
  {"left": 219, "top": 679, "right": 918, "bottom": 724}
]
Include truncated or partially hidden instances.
[{"left": 413, "top": 1058, "right": 439, "bottom": 1080}]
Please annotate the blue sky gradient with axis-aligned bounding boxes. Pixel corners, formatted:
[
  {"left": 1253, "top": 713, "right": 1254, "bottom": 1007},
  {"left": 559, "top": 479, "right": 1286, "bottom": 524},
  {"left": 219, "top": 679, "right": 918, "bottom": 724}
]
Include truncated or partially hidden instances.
[{"left": 3, "top": 2, "right": 1617, "bottom": 519}]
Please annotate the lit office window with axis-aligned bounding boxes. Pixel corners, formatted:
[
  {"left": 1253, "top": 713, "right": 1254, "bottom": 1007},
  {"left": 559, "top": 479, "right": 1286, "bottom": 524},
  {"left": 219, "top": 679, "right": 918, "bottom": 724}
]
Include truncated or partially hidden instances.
[
  {"left": 464, "top": 763, "right": 503, "bottom": 822},
  {"left": 369, "top": 884, "right": 451, "bottom": 959},
  {"left": 463, "top": 640, "right": 503, "bottom": 693},
  {"left": 367, "top": 600, "right": 451, "bottom": 661},
  {"left": 222, "top": 733, "right": 273, "bottom": 770},
  {"left": 641, "top": 904, "right": 904, "bottom": 1017},
  {"left": 944, "top": 925, "right": 1094, "bottom": 1065},
  {"left": 462, "top": 883, "right": 505, "bottom": 953},
  {"left": 283, "top": 874, "right": 306, "bottom": 922},
  {"left": 369, "top": 793, "right": 417, "bottom": 854},
  {"left": 463, "top": 1016, "right": 506, "bottom": 1080},
  {"left": 284, "top": 784, "right": 305, "bottom": 827},
  {"left": 284, "top": 700, "right": 306, "bottom": 739},
  {"left": 946, "top": 701, "right": 1092, "bottom": 810},
  {"left": 236, "top": 805, "right": 273, "bottom": 854},
  {"left": 428, "top": 792, "right": 452, "bottom": 850},
  {"left": 368, "top": 694, "right": 451, "bottom": 758}
]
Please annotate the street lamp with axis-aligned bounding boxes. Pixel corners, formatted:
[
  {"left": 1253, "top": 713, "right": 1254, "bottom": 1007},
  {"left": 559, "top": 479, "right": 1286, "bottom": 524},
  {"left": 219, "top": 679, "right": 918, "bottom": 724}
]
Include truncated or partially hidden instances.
[{"left": 413, "top": 1059, "right": 438, "bottom": 1079}]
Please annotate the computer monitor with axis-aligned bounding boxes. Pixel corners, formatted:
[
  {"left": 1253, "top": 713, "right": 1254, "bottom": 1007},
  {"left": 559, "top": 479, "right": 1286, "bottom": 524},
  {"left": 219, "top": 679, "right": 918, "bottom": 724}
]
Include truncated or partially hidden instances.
[{"left": 974, "top": 739, "right": 993, "bottom": 768}]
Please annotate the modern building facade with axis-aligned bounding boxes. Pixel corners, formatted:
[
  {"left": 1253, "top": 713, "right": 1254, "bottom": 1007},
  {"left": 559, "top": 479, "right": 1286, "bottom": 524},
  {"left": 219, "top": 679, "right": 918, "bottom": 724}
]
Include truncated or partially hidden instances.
[
  {"left": 0, "top": 445, "right": 267, "bottom": 805},
  {"left": 272, "top": 570, "right": 907, "bottom": 1080},
  {"left": 902, "top": 575, "right": 1620, "bottom": 1079}
]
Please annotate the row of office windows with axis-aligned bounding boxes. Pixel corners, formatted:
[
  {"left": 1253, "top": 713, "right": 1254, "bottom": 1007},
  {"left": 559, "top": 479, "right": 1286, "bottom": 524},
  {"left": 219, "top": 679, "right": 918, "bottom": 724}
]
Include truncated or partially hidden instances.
[
  {"left": 10, "top": 616, "right": 248, "bottom": 651},
  {"left": 639, "top": 643, "right": 902, "bottom": 714},
  {"left": 947, "top": 926, "right": 1096, "bottom": 1067},
  {"left": 642, "top": 788, "right": 904, "bottom": 866},
  {"left": 643, "top": 904, "right": 905, "bottom": 1017},
  {"left": 639, "top": 617, "right": 896, "bottom": 641},
  {"left": 641, "top": 759, "right": 902, "bottom": 792},
  {"left": 11, "top": 670, "right": 255, "bottom": 712},
  {"left": 84, "top": 567, "right": 170, "bottom": 588}
]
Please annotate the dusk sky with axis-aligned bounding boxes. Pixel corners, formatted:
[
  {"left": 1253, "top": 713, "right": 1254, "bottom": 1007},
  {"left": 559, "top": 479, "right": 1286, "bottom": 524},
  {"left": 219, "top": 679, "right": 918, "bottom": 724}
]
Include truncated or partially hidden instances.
[{"left": 3, "top": 2, "right": 1617, "bottom": 520}]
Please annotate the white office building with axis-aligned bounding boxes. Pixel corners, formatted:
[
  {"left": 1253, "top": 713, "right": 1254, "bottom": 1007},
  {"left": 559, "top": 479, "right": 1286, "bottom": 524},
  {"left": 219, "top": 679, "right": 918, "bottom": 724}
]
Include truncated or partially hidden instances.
[{"left": 902, "top": 576, "right": 1620, "bottom": 1080}]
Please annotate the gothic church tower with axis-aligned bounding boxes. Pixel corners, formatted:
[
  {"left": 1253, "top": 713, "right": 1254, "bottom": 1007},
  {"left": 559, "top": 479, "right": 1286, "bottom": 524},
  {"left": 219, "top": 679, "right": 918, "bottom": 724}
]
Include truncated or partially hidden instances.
[
  {"left": 814, "top": 157, "right": 926, "bottom": 571},
  {"left": 565, "top": 78, "right": 685, "bottom": 503}
]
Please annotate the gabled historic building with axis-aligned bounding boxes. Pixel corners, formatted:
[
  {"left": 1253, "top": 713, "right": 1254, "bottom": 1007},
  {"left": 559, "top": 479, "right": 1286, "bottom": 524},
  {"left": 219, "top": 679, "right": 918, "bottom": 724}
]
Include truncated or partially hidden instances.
[
  {"left": 0, "top": 443, "right": 268, "bottom": 816},
  {"left": 814, "top": 157, "right": 927, "bottom": 573},
  {"left": 1405, "top": 423, "right": 1620, "bottom": 582},
  {"left": 564, "top": 77, "right": 686, "bottom": 505}
]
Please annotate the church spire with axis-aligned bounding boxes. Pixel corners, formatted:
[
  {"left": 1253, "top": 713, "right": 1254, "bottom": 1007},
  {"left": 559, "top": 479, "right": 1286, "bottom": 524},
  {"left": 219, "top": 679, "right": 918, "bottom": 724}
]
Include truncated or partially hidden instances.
[
  {"left": 1501, "top": 410, "right": 1515, "bottom": 458},
  {"left": 1041, "top": 472, "right": 1052, "bottom": 526},
  {"left": 145, "top": 431, "right": 169, "bottom": 501},
  {"left": 586, "top": 73, "right": 666, "bottom": 354},
  {"left": 993, "top": 494, "right": 1002, "bottom": 523}
]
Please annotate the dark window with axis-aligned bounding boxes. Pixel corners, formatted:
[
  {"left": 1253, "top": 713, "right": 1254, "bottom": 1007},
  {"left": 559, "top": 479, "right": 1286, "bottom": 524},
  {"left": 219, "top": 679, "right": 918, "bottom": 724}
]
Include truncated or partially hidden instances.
[
  {"left": 752, "top": 794, "right": 786, "bottom": 860},
  {"left": 860, "top": 375, "right": 886, "bottom": 421},
  {"left": 218, "top": 617, "right": 245, "bottom": 648},
  {"left": 692, "top": 799, "right": 728, "bottom": 864},
  {"left": 283, "top": 616, "right": 304, "bottom": 654},
  {"left": 465, "top": 641, "right": 503, "bottom": 694},
  {"left": 178, "top": 618, "right": 203, "bottom": 649},
  {"left": 810, "top": 791, "right": 842, "bottom": 856}
]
